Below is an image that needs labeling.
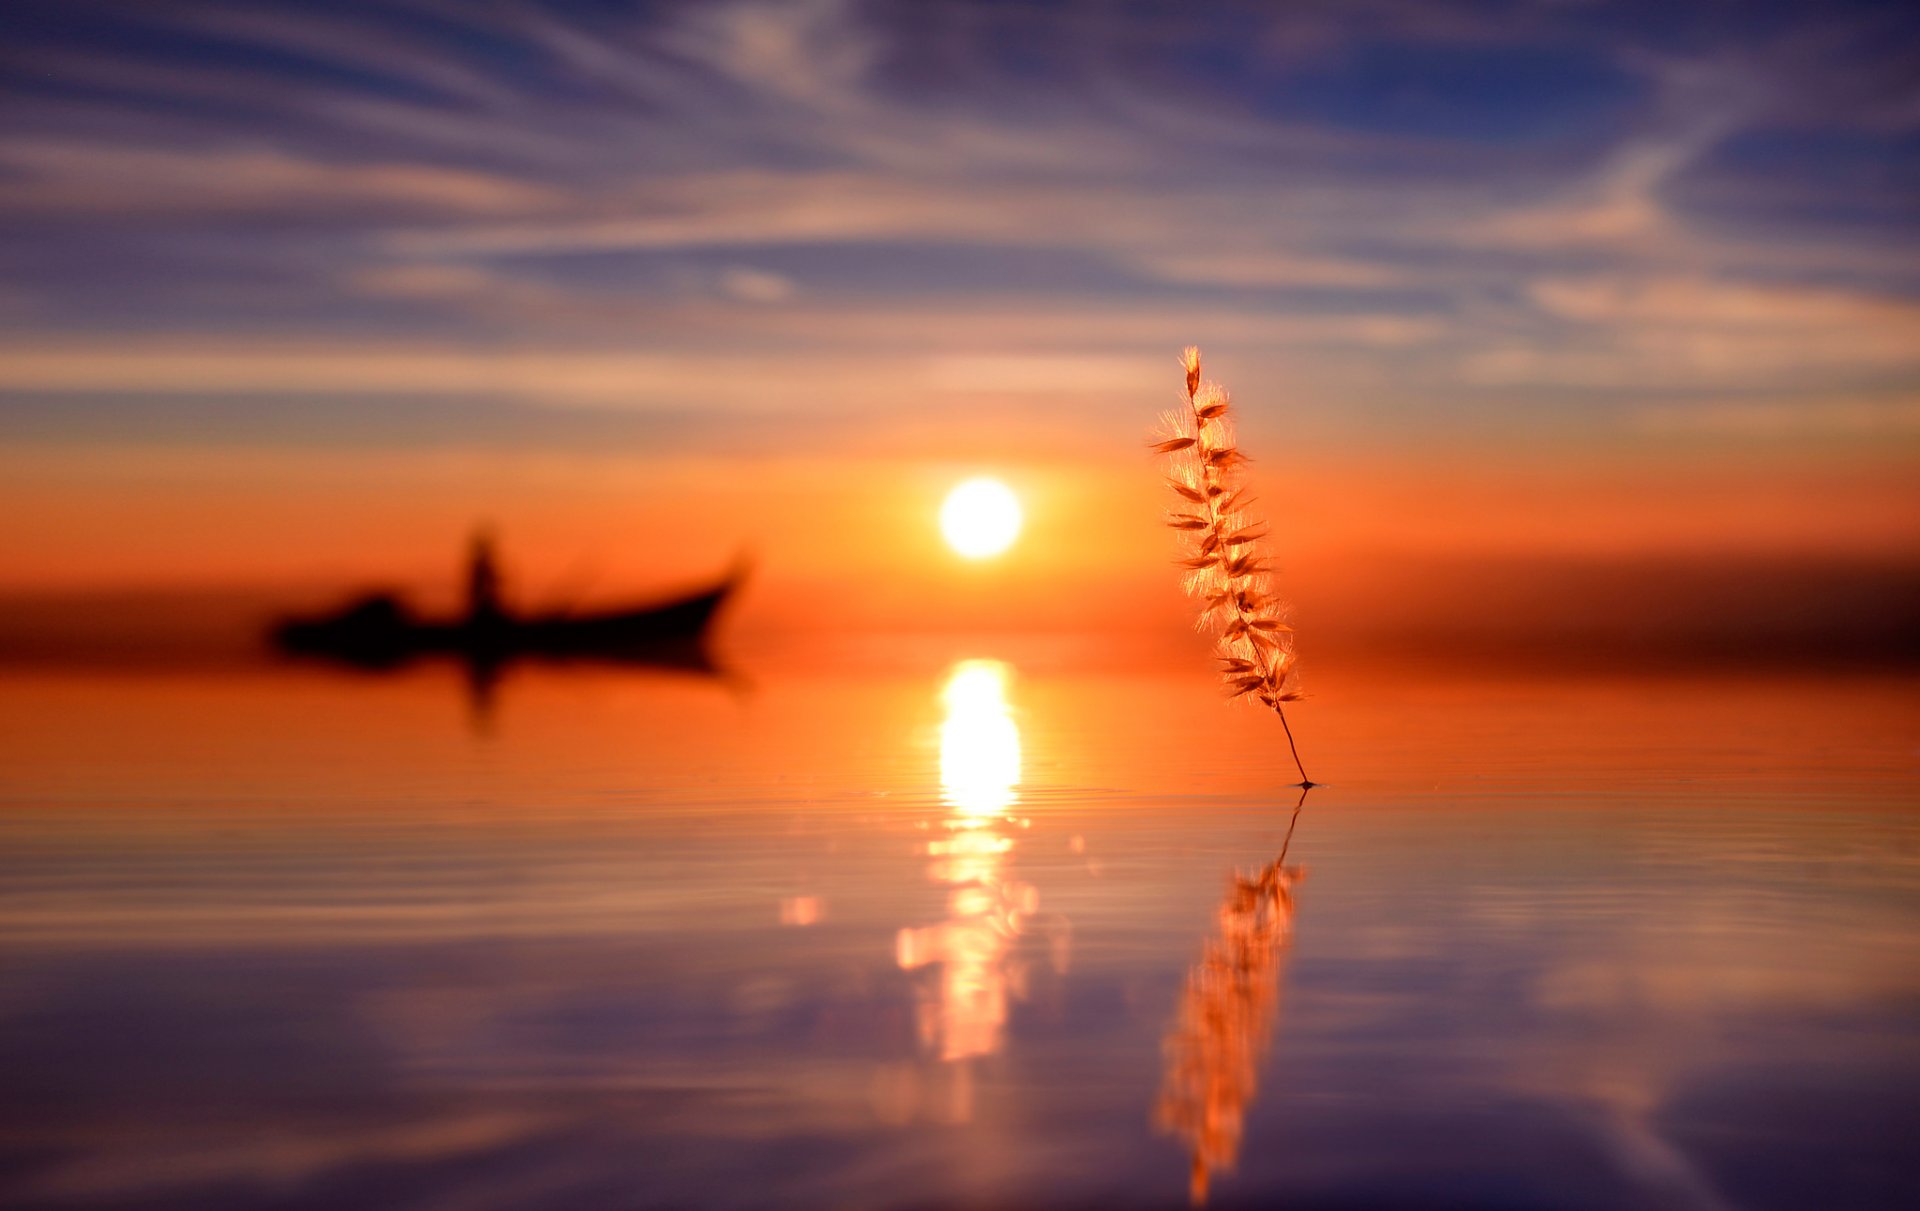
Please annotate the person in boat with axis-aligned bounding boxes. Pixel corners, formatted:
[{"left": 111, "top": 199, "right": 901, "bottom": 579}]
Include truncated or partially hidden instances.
[
  {"left": 275, "top": 528, "right": 737, "bottom": 665},
  {"left": 466, "top": 529, "right": 505, "bottom": 632}
]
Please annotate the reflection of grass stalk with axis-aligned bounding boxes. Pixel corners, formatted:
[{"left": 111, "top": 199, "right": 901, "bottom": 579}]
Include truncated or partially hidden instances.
[
  {"left": 1154, "top": 784, "right": 1308, "bottom": 1205},
  {"left": 1154, "top": 347, "right": 1313, "bottom": 787}
]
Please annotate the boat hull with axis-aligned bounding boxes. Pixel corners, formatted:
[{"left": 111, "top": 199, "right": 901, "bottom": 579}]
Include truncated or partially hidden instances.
[{"left": 273, "top": 579, "right": 732, "bottom": 669}]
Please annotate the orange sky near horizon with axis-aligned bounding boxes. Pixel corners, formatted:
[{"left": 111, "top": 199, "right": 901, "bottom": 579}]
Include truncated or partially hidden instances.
[{"left": 2, "top": 430, "right": 1914, "bottom": 649}]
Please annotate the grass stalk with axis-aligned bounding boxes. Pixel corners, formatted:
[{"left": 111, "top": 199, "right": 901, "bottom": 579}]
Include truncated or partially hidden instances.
[{"left": 1153, "top": 347, "right": 1314, "bottom": 788}]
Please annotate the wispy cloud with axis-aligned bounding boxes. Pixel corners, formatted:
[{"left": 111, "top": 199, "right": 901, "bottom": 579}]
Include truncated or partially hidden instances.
[
  {"left": 1632, "top": 397, "right": 1920, "bottom": 437},
  {"left": 0, "top": 141, "right": 559, "bottom": 217},
  {"left": 0, "top": 0, "right": 1915, "bottom": 452}
]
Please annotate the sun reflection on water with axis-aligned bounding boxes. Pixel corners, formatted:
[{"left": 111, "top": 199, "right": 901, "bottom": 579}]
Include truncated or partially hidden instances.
[
  {"left": 937, "top": 660, "right": 1022, "bottom": 819},
  {"left": 895, "top": 660, "right": 1037, "bottom": 1116}
]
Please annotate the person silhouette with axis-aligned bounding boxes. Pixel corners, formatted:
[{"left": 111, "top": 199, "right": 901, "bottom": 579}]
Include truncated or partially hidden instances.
[{"left": 466, "top": 528, "right": 505, "bottom": 628}]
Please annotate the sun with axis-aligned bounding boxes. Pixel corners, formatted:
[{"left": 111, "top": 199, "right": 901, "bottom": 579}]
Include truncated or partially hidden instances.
[{"left": 940, "top": 477, "right": 1022, "bottom": 559}]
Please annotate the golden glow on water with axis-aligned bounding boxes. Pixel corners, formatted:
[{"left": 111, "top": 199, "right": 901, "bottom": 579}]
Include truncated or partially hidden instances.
[
  {"left": 898, "top": 660, "right": 1037, "bottom": 1108},
  {"left": 938, "top": 659, "right": 1021, "bottom": 818}
]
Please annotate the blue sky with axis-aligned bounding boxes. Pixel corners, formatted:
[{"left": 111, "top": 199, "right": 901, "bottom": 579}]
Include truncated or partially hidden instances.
[{"left": 0, "top": 0, "right": 1916, "bottom": 458}]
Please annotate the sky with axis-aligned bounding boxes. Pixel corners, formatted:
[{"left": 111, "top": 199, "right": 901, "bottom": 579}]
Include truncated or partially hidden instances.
[{"left": 0, "top": 0, "right": 1915, "bottom": 653}]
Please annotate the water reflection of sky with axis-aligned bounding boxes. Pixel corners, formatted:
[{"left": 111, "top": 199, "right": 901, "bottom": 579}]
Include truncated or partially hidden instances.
[{"left": 0, "top": 654, "right": 1916, "bottom": 1209}]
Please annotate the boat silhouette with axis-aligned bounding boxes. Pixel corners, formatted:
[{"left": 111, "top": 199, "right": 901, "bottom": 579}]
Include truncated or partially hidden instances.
[{"left": 272, "top": 533, "right": 740, "bottom": 672}]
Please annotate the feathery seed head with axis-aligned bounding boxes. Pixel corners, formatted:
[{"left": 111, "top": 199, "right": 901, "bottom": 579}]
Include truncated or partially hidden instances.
[{"left": 1151, "top": 347, "right": 1309, "bottom": 781}]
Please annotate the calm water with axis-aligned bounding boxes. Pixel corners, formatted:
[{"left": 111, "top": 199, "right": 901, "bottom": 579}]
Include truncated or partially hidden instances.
[{"left": 1, "top": 639, "right": 1916, "bottom": 1210}]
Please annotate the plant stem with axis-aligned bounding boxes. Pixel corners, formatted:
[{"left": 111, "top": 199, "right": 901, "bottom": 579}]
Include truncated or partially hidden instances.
[
  {"left": 1275, "top": 785, "right": 1307, "bottom": 864},
  {"left": 1186, "top": 381, "right": 1312, "bottom": 789},
  {"left": 1276, "top": 706, "right": 1312, "bottom": 788}
]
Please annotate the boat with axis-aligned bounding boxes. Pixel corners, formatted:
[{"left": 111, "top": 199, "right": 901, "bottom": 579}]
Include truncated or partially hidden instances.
[{"left": 272, "top": 533, "right": 740, "bottom": 671}]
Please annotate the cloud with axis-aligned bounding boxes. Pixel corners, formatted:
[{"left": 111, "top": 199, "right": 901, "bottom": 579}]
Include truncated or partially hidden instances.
[
  {"left": 0, "top": 339, "right": 1156, "bottom": 418},
  {"left": 0, "top": 343, "right": 697, "bottom": 407},
  {"left": 1464, "top": 275, "right": 1920, "bottom": 389},
  {"left": 1529, "top": 274, "right": 1920, "bottom": 331},
  {"left": 0, "top": 0, "right": 1912, "bottom": 453},
  {"left": 345, "top": 264, "right": 502, "bottom": 300},
  {"left": 719, "top": 265, "right": 798, "bottom": 303},
  {"left": 662, "top": 0, "right": 877, "bottom": 113},
  {"left": 1631, "top": 397, "right": 1920, "bottom": 437},
  {"left": 1131, "top": 251, "right": 1405, "bottom": 289},
  {"left": 1454, "top": 57, "right": 1757, "bottom": 252},
  {"left": 0, "top": 142, "right": 558, "bottom": 218},
  {"left": 920, "top": 353, "right": 1159, "bottom": 394}
]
